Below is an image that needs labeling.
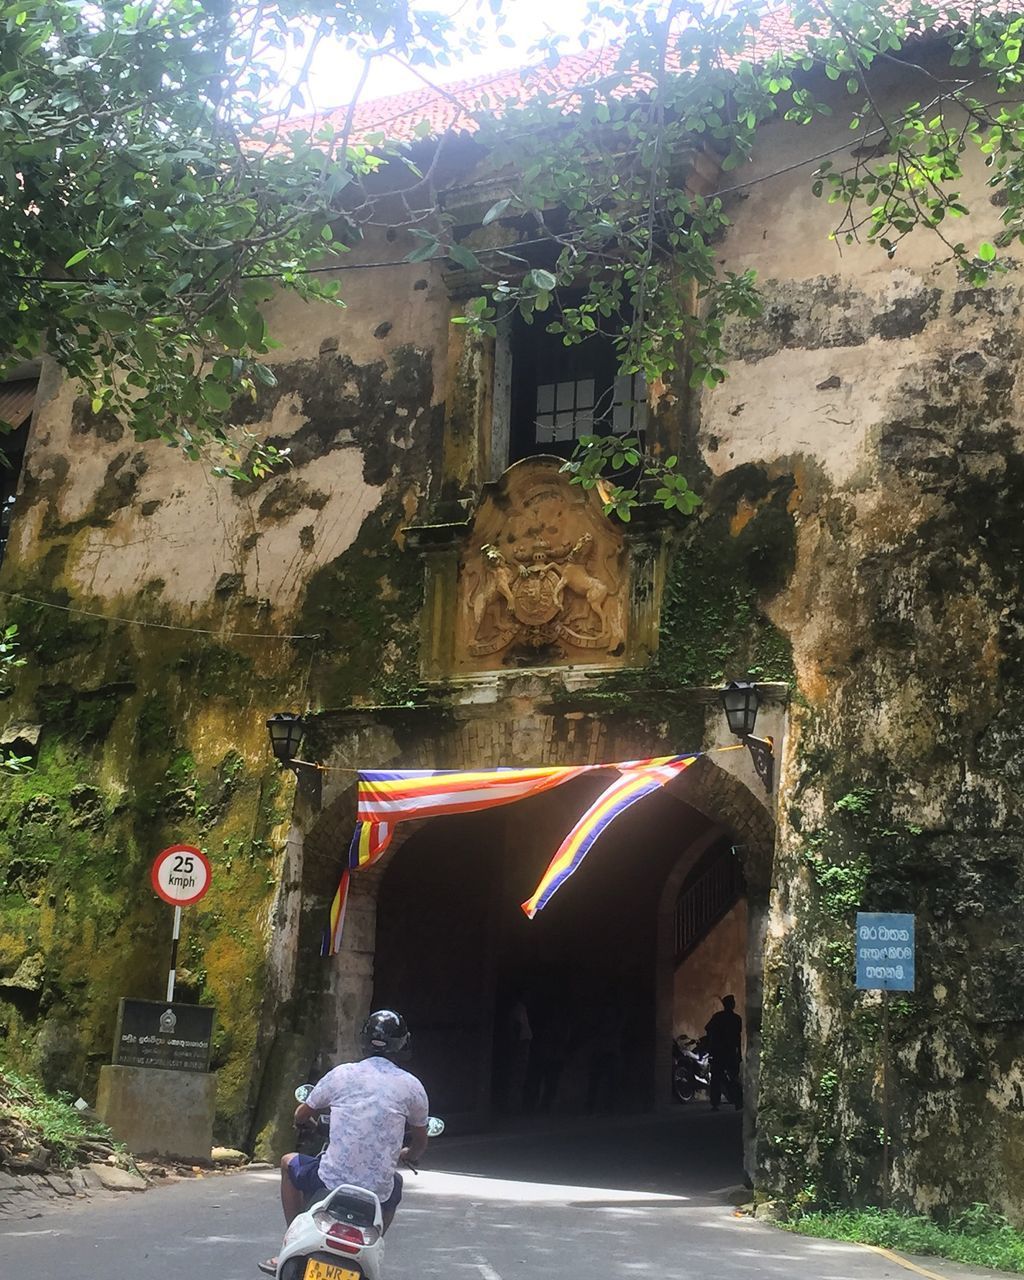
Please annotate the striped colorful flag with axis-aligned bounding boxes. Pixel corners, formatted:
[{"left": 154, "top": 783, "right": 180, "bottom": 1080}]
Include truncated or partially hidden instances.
[
  {"left": 520, "top": 756, "right": 698, "bottom": 918},
  {"left": 324, "top": 869, "right": 350, "bottom": 957},
  {"left": 326, "top": 754, "right": 700, "bottom": 955},
  {"left": 347, "top": 765, "right": 601, "bottom": 870}
]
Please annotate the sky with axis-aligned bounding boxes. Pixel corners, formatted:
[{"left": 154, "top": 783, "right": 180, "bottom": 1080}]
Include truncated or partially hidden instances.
[{"left": 298, "top": 0, "right": 594, "bottom": 115}]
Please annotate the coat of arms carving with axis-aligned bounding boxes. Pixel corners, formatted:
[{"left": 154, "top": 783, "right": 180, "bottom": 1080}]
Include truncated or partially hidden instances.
[{"left": 455, "top": 462, "right": 627, "bottom": 670}]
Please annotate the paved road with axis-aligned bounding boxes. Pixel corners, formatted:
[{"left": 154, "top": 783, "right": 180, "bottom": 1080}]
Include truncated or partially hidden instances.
[{"left": 0, "top": 1111, "right": 1003, "bottom": 1280}]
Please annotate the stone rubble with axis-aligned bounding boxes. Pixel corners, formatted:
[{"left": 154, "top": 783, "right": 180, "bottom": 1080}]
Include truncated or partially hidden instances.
[
  {"left": 0, "top": 1166, "right": 104, "bottom": 1219},
  {"left": 0, "top": 1152, "right": 250, "bottom": 1220}
]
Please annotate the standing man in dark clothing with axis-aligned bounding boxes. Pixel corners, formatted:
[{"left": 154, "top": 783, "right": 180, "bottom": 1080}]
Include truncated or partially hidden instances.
[{"left": 704, "top": 994, "right": 742, "bottom": 1111}]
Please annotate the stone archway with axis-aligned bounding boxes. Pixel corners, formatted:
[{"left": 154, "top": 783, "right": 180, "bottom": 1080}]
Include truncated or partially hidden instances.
[
  {"left": 254, "top": 691, "right": 783, "bottom": 1162},
  {"left": 320, "top": 754, "right": 774, "bottom": 1066},
  {"left": 355, "top": 759, "right": 771, "bottom": 1136},
  {"left": 655, "top": 757, "right": 777, "bottom": 1182}
]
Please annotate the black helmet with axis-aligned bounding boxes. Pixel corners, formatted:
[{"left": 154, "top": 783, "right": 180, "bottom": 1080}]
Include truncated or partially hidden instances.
[{"left": 360, "top": 1009, "right": 410, "bottom": 1059}]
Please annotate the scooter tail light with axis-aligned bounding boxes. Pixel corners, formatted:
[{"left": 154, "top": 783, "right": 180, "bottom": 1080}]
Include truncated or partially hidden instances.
[{"left": 313, "top": 1216, "right": 379, "bottom": 1254}]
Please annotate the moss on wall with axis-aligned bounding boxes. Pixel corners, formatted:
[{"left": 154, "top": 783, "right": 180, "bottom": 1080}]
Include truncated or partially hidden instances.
[
  {"left": 0, "top": 332, "right": 449, "bottom": 1141},
  {"left": 656, "top": 464, "right": 796, "bottom": 687},
  {"left": 0, "top": 581, "right": 296, "bottom": 1143},
  {"left": 298, "top": 509, "right": 425, "bottom": 709},
  {"left": 551, "top": 463, "right": 796, "bottom": 741},
  {"left": 745, "top": 272, "right": 1024, "bottom": 1221}
]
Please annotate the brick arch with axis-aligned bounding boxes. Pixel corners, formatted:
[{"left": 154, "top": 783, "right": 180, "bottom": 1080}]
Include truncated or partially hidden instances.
[{"left": 663, "top": 755, "right": 776, "bottom": 898}]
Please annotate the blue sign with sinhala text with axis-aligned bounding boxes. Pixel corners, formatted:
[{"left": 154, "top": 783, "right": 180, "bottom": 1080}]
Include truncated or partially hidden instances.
[{"left": 856, "top": 912, "right": 915, "bottom": 991}]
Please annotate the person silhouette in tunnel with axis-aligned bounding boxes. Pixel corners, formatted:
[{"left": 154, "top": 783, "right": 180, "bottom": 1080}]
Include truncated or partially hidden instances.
[
  {"left": 704, "top": 995, "right": 742, "bottom": 1112},
  {"left": 499, "top": 990, "right": 533, "bottom": 1113}
]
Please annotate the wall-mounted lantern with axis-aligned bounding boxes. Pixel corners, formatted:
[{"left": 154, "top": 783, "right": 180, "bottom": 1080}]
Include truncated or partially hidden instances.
[
  {"left": 720, "top": 681, "right": 774, "bottom": 793},
  {"left": 266, "top": 712, "right": 306, "bottom": 771},
  {"left": 721, "top": 680, "right": 760, "bottom": 738}
]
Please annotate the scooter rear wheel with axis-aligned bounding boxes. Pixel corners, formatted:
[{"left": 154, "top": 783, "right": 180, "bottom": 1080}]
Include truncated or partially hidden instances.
[{"left": 672, "top": 1070, "right": 695, "bottom": 1104}]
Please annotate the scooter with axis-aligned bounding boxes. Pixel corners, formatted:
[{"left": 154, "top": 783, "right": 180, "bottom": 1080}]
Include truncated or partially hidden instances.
[
  {"left": 274, "top": 1085, "right": 444, "bottom": 1279},
  {"left": 275, "top": 1180, "right": 386, "bottom": 1280},
  {"left": 672, "top": 1034, "right": 711, "bottom": 1103}
]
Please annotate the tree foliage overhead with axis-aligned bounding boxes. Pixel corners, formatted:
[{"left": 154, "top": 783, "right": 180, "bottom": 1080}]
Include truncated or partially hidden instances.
[
  {"left": 452, "top": 0, "right": 1024, "bottom": 384},
  {"left": 0, "top": 0, "right": 460, "bottom": 474},
  {"left": 1, "top": 0, "right": 1023, "bottom": 492}
]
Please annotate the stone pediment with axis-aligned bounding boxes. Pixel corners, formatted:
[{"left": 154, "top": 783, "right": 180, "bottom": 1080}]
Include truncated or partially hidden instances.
[{"left": 456, "top": 461, "right": 626, "bottom": 671}]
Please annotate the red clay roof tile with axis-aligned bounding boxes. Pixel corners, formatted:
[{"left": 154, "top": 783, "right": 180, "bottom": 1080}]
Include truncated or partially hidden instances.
[{"left": 288, "top": 3, "right": 1012, "bottom": 146}]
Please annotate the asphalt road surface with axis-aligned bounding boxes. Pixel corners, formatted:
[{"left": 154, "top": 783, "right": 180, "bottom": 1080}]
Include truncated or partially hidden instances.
[{"left": 0, "top": 1110, "right": 1003, "bottom": 1280}]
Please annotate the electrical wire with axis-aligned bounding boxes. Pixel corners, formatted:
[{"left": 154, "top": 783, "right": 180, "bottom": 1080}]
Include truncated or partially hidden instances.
[
  {"left": 10, "top": 88, "right": 1015, "bottom": 289},
  {"left": 0, "top": 587, "right": 319, "bottom": 641}
]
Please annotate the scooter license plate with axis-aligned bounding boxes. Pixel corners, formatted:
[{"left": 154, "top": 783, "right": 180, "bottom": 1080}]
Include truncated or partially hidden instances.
[{"left": 303, "top": 1262, "right": 360, "bottom": 1280}]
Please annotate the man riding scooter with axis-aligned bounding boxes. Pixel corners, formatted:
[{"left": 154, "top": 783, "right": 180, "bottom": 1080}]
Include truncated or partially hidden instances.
[{"left": 259, "top": 1009, "right": 429, "bottom": 1276}]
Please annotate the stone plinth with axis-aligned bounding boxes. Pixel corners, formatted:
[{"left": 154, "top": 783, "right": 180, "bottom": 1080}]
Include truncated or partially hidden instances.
[{"left": 96, "top": 1065, "right": 216, "bottom": 1162}]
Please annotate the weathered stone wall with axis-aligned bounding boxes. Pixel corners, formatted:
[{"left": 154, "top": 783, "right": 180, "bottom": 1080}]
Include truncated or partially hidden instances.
[
  {"left": 0, "top": 244, "right": 453, "bottom": 1140},
  {"left": 2, "top": 50, "right": 1022, "bottom": 1217},
  {"left": 706, "top": 78, "right": 1024, "bottom": 1216}
]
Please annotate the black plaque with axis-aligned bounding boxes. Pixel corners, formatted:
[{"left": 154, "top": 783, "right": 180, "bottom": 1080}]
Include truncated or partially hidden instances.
[{"left": 113, "top": 999, "right": 215, "bottom": 1073}]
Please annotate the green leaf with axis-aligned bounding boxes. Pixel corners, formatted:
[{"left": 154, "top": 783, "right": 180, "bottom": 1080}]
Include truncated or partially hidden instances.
[
  {"left": 406, "top": 241, "right": 439, "bottom": 263},
  {"left": 96, "top": 309, "right": 133, "bottom": 333},
  {"left": 978, "top": 241, "right": 997, "bottom": 261},
  {"left": 214, "top": 315, "right": 247, "bottom": 349},
  {"left": 482, "top": 198, "right": 512, "bottom": 225},
  {"left": 64, "top": 248, "right": 93, "bottom": 268},
  {"left": 448, "top": 242, "right": 481, "bottom": 271},
  {"left": 201, "top": 379, "right": 231, "bottom": 410}
]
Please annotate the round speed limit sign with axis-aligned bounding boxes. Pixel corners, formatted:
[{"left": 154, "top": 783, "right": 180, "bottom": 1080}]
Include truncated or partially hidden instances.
[{"left": 151, "top": 845, "right": 212, "bottom": 907}]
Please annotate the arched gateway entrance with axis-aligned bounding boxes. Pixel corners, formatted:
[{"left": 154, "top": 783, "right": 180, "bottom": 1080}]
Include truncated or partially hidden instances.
[{"left": 271, "top": 692, "right": 782, "bottom": 1184}]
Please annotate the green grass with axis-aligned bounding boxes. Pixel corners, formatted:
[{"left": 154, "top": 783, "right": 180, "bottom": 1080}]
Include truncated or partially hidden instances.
[
  {"left": 787, "top": 1205, "right": 1024, "bottom": 1273},
  {"left": 1, "top": 1069, "right": 113, "bottom": 1169}
]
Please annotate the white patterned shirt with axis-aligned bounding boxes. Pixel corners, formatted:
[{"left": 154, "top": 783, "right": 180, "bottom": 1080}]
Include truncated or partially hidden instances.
[{"left": 307, "top": 1056, "right": 429, "bottom": 1200}]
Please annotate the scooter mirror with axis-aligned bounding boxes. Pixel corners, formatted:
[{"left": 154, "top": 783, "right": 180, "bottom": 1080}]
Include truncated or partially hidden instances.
[
  {"left": 426, "top": 1116, "right": 445, "bottom": 1138},
  {"left": 294, "top": 1084, "right": 314, "bottom": 1103}
]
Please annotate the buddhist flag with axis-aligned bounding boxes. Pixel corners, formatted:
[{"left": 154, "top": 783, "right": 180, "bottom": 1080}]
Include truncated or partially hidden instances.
[
  {"left": 326, "top": 754, "right": 700, "bottom": 955},
  {"left": 324, "top": 869, "right": 350, "bottom": 957},
  {"left": 520, "top": 756, "right": 697, "bottom": 918},
  {"left": 347, "top": 764, "right": 600, "bottom": 870}
]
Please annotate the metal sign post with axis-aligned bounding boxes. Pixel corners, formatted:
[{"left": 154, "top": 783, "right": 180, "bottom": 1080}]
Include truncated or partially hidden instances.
[
  {"left": 151, "top": 845, "right": 212, "bottom": 1002},
  {"left": 856, "top": 911, "right": 915, "bottom": 1208},
  {"left": 881, "top": 987, "right": 891, "bottom": 1206},
  {"left": 167, "top": 905, "right": 182, "bottom": 1002}
]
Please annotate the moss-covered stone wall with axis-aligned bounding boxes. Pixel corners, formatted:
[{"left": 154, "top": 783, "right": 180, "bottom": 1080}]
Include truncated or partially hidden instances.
[
  {"left": 0, "top": 610, "right": 293, "bottom": 1140},
  {"left": 2, "top": 87, "right": 1023, "bottom": 1222},
  {"left": 0, "top": 247, "right": 450, "bottom": 1142},
  {"left": 707, "top": 101, "right": 1024, "bottom": 1216}
]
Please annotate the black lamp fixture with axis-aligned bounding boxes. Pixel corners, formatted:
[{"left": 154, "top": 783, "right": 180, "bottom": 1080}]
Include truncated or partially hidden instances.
[
  {"left": 722, "top": 680, "right": 760, "bottom": 739},
  {"left": 266, "top": 712, "right": 306, "bottom": 770},
  {"left": 720, "top": 680, "right": 773, "bottom": 793}
]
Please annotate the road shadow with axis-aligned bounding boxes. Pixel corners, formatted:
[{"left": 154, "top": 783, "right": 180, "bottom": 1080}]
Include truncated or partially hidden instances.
[{"left": 426, "top": 1106, "right": 744, "bottom": 1200}]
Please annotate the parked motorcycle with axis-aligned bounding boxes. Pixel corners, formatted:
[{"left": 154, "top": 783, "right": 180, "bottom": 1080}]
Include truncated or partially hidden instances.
[
  {"left": 672, "top": 1034, "right": 711, "bottom": 1104},
  {"left": 275, "top": 1084, "right": 445, "bottom": 1279}
]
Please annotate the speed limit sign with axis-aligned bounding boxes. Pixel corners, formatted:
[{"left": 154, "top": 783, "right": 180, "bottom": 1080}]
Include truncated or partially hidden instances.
[{"left": 151, "top": 844, "right": 211, "bottom": 907}]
